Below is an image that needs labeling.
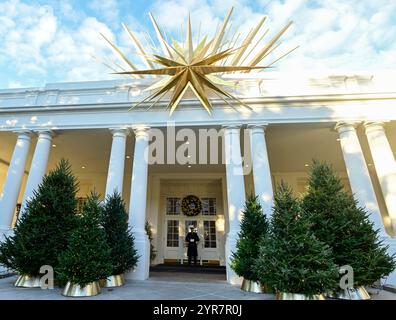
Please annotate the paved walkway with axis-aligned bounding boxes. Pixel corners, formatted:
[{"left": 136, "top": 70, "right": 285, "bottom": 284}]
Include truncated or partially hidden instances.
[
  {"left": 0, "top": 273, "right": 395, "bottom": 300},
  {"left": 0, "top": 273, "right": 273, "bottom": 300}
]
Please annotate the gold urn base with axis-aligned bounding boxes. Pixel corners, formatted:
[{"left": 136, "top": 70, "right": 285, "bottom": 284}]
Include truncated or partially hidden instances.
[
  {"left": 327, "top": 286, "right": 371, "bottom": 300},
  {"left": 276, "top": 292, "right": 326, "bottom": 300},
  {"left": 62, "top": 281, "right": 101, "bottom": 297},
  {"left": 99, "top": 274, "right": 125, "bottom": 288},
  {"left": 14, "top": 275, "right": 41, "bottom": 288},
  {"left": 241, "top": 279, "right": 268, "bottom": 293}
]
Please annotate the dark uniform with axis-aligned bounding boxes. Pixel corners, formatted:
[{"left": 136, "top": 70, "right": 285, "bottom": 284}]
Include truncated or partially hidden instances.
[{"left": 185, "top": 229, "right": 200, "bottom": 265}]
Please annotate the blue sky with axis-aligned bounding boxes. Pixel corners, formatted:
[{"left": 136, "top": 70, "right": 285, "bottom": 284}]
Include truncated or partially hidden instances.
[{"left": 0, "top": 0, "right": 395, "bottom": 89}]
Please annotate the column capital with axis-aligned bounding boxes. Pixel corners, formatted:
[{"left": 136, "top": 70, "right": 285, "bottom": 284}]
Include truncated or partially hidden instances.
[
  {"left": 35, "top": 130, "right": 53, "bottom": 140},
  {"left": 363, "top": 121, "right": 388, "bottom": 133},
  {"left": 13, "top": 130, "right": 32, "bottom": 140},
  {"left": 247, "top": 123, "right": 269, "bottom": 134},
  {"left": 109, "top": 127, "right": 130, "bottom": 137},
  {"left": 334, "top": 121, "right": 361, "bottom": 134},
  {"left": 132, "top": 125, "right": 150, "bottom": 138},
  {"left": 222, "top": 123, "right": 243, "bottom": 131}
]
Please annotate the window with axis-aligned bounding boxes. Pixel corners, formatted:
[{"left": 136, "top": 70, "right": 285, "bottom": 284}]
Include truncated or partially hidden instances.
[
  {"left": 166, "top": 198, "right": 181, "bottom": 215},
  {"left": 202, "top": 198, "right": 216, "bottom": 215},
  {"left": 204, "top": 220, "right": 216, "bottom": 248},
  {"left": 167, "top": 220, "right": 179, "bottom": 247},
  {"left": 77, "top": 197, "right": 88, "bottom": 214}
]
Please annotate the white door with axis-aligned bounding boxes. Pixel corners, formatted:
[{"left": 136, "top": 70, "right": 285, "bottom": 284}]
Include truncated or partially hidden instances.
[
  {"left": 163, "top": 197, "right": 221, "bottom": 264},
  {"left": 164, "top": 218, "right": 180, "bottom": 260}
]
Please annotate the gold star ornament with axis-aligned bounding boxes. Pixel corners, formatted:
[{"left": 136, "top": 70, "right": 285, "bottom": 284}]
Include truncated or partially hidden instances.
[{"left": 100, "top": 7, "right": 298, "bottom": 115}]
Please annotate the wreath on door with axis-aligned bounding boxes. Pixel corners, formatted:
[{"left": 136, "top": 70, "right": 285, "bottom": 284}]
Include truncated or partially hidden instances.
[{"left": 181, "top": 195, "right": 202, "bottom": 216}]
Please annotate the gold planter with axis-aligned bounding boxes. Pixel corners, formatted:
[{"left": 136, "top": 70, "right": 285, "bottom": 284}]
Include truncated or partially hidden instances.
[
  {"left": 241, "top": 279, "right": 268, "bottom": 293},
  {"left": 327, "top": 286, "right": 371, "bottom": 300},
  {"left": 14, "top": 275, "right": 41, "bottom": 288},
  {"left": 99, "top": 274, "right": 125, "bottom": 288},
  {"left": 276, "top": 292, "right": 326, "bottom": 300},
  {"left": 62, "top": 281, "right": 101, "bottom": 297}
]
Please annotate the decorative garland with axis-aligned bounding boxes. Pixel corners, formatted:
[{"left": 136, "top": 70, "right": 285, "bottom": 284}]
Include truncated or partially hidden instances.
[{"left": 181, "top": 195, "right": 202, "bottom": 216}]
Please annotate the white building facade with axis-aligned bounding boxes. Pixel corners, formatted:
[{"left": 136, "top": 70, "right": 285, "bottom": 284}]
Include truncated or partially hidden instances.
[{"left": 0, "top": 72, "right": 396, "bottom": 286}]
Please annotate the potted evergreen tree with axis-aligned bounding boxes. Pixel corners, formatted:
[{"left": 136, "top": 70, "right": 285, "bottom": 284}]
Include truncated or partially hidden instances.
[
  {"left": 57, "top": 192, "right": 112, "bottom": 297},
  {"left": 231, "top": 195, "right": 269, "bottom": 293},
  {"left": 255, "top": 182, "right": 338, "bottom": 300},
  {"left": 302, "top": 160, "right": 396, "bottom": 299},
  {"left": 0, "top": 159, "right": 78, "bottom": 287},
  {"left": 101, "top": 192, "right": 138, "bottom": 287}
]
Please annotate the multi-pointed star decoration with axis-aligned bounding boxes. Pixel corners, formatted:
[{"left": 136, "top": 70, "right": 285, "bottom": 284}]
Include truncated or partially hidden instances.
[{"left": 100, "top": 8, "right": 298, "bottom": 115}]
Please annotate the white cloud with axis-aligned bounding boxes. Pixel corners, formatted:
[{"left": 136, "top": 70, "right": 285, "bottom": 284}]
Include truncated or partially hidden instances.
[
  {"left": 59, "top": 1, "right": 84, "bottom": 23},
  {"left": 146, "top": 0, "right": 396, "bottom": 74},
  {"left": 0, "top": 0, "right": 121, "bottom": 85},
  {"left": 149, "top": 0, "right": 262, "bottom": 42},
  {"left": 88, "top": 0, "right": 120, "bottom": 25},
  {"left": 252, "top": 0, "right": 396, "bottom": 73},
  {"left": 0, "top": 1, "right": 57, "bottom": 73},
  {"left": 47, "top": 17, "right": 118, "bottom": 81}
]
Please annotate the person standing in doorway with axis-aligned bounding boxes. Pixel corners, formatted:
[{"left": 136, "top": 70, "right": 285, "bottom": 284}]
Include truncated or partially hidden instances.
[{"left": 185, "top": 225, "right": 200, "bottom": 266}]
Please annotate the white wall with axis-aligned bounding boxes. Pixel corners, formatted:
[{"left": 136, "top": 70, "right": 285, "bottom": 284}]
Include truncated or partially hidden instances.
[{"left": 272, "top": 171, "right": 351, "bottom": 197}]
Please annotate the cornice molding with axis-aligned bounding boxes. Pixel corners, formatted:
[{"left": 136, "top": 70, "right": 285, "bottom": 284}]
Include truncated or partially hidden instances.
[{"left": 1, "top": 92, "right": 396, "bottom": 114}]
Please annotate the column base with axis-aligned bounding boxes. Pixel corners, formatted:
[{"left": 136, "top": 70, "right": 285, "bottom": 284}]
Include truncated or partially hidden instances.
[
  {"left": 383, "top": 237, "right": 396, "bottom": 287},
  {"left": 225, "top": 232, "right": 242, "bottom": 285},
  {"left": 125, "top": 231, "right": 150, "bottom": 280}
]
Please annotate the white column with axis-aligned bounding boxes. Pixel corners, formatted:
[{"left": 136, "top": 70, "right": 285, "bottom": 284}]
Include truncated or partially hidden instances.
[
  {"left": 127, "top": 125, "right": 150, "bottom": 280},
  {"left": 20, "top": 130, "right": 52, "bottom": 214},
  {"left": 0, "top": 131, "right": 31, "bottom": 234},
  {"left": 105, "top": 128, "right": 128, "bottom": 198},
  {"left": 335, "top": 122, "right": 386, "bottom": 236},
  {"left": 223, "top": 124, "right": 246, "bottom": 285},
  {"left": 248, "top": 124, "right": 274, "bottom": 217},
  {"left": 364, "top": 122, "right": 396, "bottom": 233}
]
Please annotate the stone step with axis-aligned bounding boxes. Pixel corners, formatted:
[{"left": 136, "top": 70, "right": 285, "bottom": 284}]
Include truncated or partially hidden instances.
[{"left": 150, "top": 264, "right": 226, "bottom": 274}]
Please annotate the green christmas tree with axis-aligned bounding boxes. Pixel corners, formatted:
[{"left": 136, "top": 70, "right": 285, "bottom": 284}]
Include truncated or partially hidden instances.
[
  {"left": 302, "top": 160, "right": 396, "bottom": 288},
  {"left": 255, "top": 182, "right": 339, "bottom": 296},
  {"left": 145, "top": 221, "right": 157, "bottom": 262},
  {"left": 102, "top": 192, "right": 138, "bottom": 275},
  {"left": 57, "top": 192, "right": 112, "bottom": 287},
  {"left": 0, "top": 159, "right": 78, "bottom": 278},
  {"left": 231, "top": 194, "right": 269, "bottom": 282}
]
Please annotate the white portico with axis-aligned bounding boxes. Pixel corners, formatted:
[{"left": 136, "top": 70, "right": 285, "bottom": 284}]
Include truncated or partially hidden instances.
[{"left": 1, "top": 72, "right": 396, "bottom": 285}]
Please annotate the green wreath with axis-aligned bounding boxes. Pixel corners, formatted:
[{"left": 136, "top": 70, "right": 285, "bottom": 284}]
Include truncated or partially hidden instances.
[{"left": 181, "top": 195, "right": 202, "bottom": 216}]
